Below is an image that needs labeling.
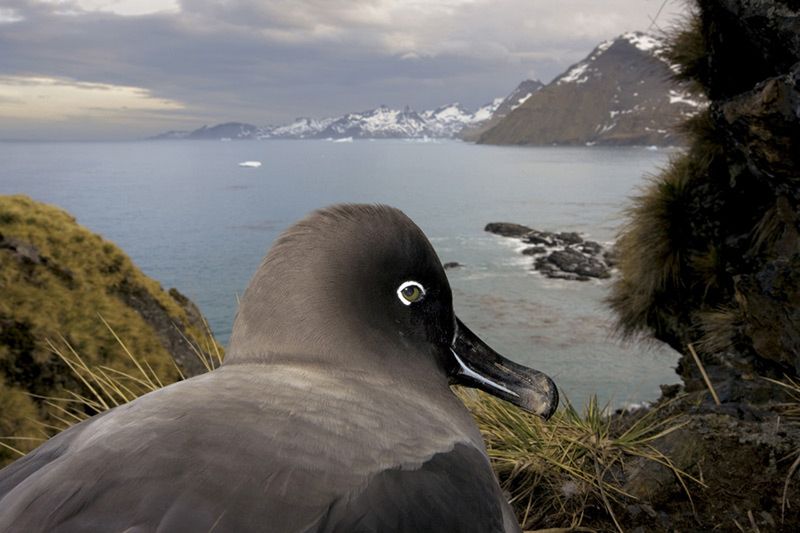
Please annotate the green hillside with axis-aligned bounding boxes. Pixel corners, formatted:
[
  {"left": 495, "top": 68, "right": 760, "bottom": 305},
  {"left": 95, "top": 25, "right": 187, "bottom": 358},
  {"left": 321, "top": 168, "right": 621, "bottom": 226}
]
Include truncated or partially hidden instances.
[{"left": 0, "top": 195, "right": 220, "bottom": 465}]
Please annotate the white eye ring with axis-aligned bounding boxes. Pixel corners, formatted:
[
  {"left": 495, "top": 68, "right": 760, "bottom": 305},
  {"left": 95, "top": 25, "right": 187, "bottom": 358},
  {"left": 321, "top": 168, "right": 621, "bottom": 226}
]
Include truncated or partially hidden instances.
[{"left": 396, "top": 280, "right": 426, "bottom": 306}]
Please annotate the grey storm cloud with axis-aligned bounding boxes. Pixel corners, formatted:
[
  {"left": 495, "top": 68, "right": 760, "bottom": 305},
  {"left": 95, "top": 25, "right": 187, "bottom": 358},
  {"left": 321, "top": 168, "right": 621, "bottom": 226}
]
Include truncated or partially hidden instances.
[{"left": 0, "top": 0, "right": 686, "bottom": 138}]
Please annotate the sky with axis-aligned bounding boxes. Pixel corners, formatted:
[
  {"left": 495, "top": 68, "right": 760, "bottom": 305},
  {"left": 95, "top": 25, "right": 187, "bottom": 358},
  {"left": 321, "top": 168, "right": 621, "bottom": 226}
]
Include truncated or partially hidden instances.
[{"left": 0, "top": 0, "right": 688, "bottom": 140}]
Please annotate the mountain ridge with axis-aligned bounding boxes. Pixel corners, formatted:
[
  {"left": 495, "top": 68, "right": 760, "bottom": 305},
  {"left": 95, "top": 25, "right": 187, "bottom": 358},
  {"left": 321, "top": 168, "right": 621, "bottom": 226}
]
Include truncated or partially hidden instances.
[
  {"left": 478, "top": 32, "right": 705, "bottom": 146},
  {"left": 151, "top": 32, "right": 704, "bottom": 145},
  {"left": 150, "top": 101, "right": 499, "bottom": 141}
]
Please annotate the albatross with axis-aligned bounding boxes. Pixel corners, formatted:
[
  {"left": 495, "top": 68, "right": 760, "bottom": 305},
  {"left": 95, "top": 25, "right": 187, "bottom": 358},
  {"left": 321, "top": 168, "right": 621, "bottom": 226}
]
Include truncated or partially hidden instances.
[{"left": 0, "top": 204, "right": 558, "bottom": 532}]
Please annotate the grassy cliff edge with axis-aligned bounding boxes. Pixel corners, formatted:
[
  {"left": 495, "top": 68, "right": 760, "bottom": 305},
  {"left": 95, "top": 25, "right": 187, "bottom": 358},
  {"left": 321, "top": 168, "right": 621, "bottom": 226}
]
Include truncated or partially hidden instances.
[{"left": 0, "top": 195, "right": 221, "bottom": 464}]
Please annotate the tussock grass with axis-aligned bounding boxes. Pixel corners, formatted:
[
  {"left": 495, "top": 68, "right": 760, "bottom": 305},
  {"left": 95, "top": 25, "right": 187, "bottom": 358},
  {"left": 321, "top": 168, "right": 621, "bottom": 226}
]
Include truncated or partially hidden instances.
[
  {"left": 1, "top": 317, "right": 222, "bottom": 454},
  {"left": 459, "top": 390, "right": 699, "bottom": 531},
  {"left": 751, "top": 197, "right": 796, "bottom": 255},
  {"left": 695, "top": 306, "right": 743, "bottom": 355},
  {"left": 664, "top": 9, "right": 707, "bottom": 91},
  {"left": 608, "top": 155, "right": 695, "bottom": 339},
  {"left": 689, "top": 246, "right": 723, "bottom": 300},
  {"left": 42, "top": 317, "right": 222, "bottom": 430},
  {"left": 680, "top": 110, "right": 725, "bottom": 172}
]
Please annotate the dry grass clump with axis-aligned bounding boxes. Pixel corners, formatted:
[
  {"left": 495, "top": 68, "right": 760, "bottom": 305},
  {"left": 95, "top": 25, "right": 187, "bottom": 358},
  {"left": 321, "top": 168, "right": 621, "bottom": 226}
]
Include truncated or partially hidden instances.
[
  {"left": 38, "top": 317, "right": 222, "bottom": 432},
  {"left": 0, "top": 318, "right": 222, "bottom": 457},
  {"left": 459, "top": 390, "right": 699, "bottom": 531},
  {"left": 694, "top": 306, "right": 744, "bottom": 355}
]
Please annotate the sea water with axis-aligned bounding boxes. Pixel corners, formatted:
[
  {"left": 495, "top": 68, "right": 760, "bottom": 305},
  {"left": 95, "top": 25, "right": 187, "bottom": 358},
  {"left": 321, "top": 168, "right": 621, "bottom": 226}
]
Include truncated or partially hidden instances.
[{"left": 0, "top": 139, "right": 681, "bottom": 408}]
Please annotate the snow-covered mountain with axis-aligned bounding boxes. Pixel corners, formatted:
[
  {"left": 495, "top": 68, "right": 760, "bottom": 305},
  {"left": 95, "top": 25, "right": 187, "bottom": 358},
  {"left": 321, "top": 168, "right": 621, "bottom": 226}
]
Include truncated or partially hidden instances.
[
  {"left": 262, "top": 102, "right": 501, "bottom": 139},
  {"left": 479, "top": 32, "right": 706, "bottom": 146},
  {"left": 152, "top": 102, "right": 499, "bottom": 141},
  {"left": 460, "top": 79, "right": 544, "bottom": 141},
  {"left": 150, "top": 122, "right": 260, "bottom": 141},
  {"left": 263, "top": 117, "right": 335, "bottom": 139},
  {"left": 311, "top": 106, "right": 428, "bottom": 139},
  {"left": 493, "top": 79, "right": 545, "bottom": 117}
]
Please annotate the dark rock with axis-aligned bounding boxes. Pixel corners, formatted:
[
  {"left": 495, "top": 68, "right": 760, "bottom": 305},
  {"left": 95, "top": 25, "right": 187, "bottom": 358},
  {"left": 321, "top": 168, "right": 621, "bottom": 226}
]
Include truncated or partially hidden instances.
[
  {"left": 442, "top": 261, "right": 463, "bottom": 270},
  {"left": 486, "top": 221, "right": 613, "bottom": 281},
  {"left": 659, "top": 383, "right": 682, "bottom": 399},
  {"left": 700, "top": 0, "right": 800, "bottom": 100},
  {"left": 547, "top": 3, "right": 800, "bottom": 532},
  {"left": 169, "top": 288, "right": 208, "bottom": 333},
  {"left": 533, "top": 257, "right": 592, "bottom": 281},
  {"left": 579, "top": 240, "right": 603, "bottom": 255},
  {"left": 523, "top": 232, "right": 555, "bottom": 246},
  {"left": 603, "top": 246, "right": 619, "bottom": 267},
  {"left": 112, "top": 280, "right": 207, "bottom": 377},
  {"left": 735, "top": 256, "right": 800, "bottom": 373},
  {"left": 556, "top": 231, "right": 583, "bottom": 245},
  {"left": 543, "top": 248, "right": 584, "bottom": 270},
  {"left": 542, "top": 248, "right": 611, "bottom": 279},
  {"left": 620, "top": 400, "right": 800, "bottom": 532},
  {"left": 521, "top": 246, "right": 547, "bottom": 255},
  {"left": 0, "top": 236, "right": 42, "bottom": 265},
  {"left": 712, "top": 65, "right": 800, "bottom": 202},
  {"left": 484, "top": 222, "right": 533, "bottom": 238},
  {"left": 525, "top": 230, "right": 586, "bottom": 247}
]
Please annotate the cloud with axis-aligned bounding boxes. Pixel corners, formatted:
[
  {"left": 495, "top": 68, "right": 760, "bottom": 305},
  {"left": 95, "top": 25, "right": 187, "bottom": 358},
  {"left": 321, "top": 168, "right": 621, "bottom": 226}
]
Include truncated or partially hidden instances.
[
  {"left": 0, "top": 7, "right": 25, "bottom": 23},
  {"left": 0, "top": 76, "right": 184, "bottom": 120},
  {"left": 39, "top": 0, "right": 180, "bottom": 16},
  {"left": 0, "top": 0, "right": 687, "bottom": 139}
]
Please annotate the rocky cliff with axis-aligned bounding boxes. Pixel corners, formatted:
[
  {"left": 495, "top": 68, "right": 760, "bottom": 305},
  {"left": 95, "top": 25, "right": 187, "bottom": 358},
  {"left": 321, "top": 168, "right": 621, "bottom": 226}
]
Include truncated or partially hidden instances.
[
  {"left": 602, "top": 2, "right": 800, "bottom": 529},
  {"left": 610, "top": 0, "right": 800, "bottom": 398}
]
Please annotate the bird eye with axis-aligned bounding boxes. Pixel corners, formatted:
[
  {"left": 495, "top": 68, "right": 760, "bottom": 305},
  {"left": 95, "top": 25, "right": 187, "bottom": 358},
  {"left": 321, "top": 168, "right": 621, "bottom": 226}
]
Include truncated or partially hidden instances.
[{"left": 397, "top": 281, "right": 425, "bottom": 306}]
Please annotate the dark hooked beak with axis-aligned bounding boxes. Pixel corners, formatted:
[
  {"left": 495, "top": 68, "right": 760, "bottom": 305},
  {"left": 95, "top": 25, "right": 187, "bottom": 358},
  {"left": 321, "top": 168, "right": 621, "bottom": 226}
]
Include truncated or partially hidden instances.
[{"left": 449, "top": 317, "right": 558, "bottom": 419}]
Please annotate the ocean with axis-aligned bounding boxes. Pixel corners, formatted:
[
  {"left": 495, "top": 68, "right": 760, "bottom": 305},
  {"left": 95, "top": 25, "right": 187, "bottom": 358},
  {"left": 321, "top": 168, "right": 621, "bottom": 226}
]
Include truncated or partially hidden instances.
[{"left": 0, "top": 139, "right": 681, "bottom": 408}]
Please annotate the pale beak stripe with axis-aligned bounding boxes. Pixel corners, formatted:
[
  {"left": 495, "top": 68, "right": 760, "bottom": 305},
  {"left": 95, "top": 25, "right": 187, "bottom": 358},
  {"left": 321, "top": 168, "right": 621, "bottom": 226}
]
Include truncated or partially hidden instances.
[{"left": 450, "top": 348, "right": 519, "bottom": 398}]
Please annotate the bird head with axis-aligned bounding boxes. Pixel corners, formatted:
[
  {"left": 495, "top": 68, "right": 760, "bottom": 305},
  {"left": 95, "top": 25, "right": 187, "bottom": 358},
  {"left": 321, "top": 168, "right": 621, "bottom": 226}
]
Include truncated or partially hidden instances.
[{"left": 227, "top": 204, "right": 558, "bottom": 419}]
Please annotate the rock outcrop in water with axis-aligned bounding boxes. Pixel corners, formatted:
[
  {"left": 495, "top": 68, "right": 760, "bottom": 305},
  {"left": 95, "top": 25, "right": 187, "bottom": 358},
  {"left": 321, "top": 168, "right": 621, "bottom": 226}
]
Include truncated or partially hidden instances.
[{"left": 485, "top": 223, "right": 613, "bottom": 280}]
